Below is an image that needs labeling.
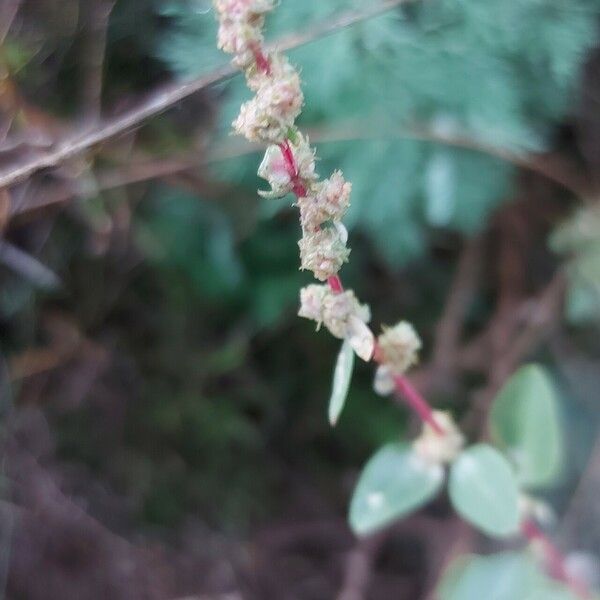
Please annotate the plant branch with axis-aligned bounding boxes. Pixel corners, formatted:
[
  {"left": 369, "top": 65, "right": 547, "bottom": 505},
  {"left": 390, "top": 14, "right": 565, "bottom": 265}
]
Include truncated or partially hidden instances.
[{"left": 0, "top": 0, "right": 410, "bottom": 191}]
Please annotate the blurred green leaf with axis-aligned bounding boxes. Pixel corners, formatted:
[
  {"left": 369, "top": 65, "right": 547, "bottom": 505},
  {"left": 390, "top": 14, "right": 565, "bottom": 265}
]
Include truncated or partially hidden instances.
[
  {"left": 490, "top": 364, "right": 563, "bottom": 489},
  {"left": 159, "top": 0, "right": 598, "bottom": 266},
  {"left": 437, "top": 551, "right": 575, "bottom": 600},
  {"left": 448, "top": 444, "right": 520, "bottom": 537},
  {"left": 565, "top": 246, "right": 600, "bottom": 325},
  {"left": 349, "top": 443, "right": 444, "bottom": 535},
  {"left": 137, "top": 188, "right": 243, "bottom": 299},
  {"left": 329, "top": 339, "right": 355, "bottom": 425}
]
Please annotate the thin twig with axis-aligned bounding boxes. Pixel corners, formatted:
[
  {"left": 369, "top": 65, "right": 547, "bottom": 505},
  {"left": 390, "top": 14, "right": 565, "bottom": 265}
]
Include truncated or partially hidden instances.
[
  {"left": 79, "top": 0, "right": 116, "bottom": 123},
  {"left": 0, "top": 0, "right": 410, "bottom": 191},
  {"left": 0, "top": 0, "right": 22, "bottom": 44},
  {"left": 10, "top": 121, "right": 587, "bottom": 219},
  {"left": 431, "top": 236, "right": 482, "bottom": 373},
  {"left": 0, "top": 238, "right": 61, "bottom": 289}
]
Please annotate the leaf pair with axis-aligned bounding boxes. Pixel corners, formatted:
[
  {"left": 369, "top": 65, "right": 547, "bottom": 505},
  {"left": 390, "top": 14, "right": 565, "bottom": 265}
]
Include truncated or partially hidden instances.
[
  {"left": 349, "top": 442, "right": 520, "bottom": 538},
  {"left": 347, "top": 364, "right": 563, "bottom": 537},
  {"left": 438, "top": 551, "right": 579, "bottom": 600}
]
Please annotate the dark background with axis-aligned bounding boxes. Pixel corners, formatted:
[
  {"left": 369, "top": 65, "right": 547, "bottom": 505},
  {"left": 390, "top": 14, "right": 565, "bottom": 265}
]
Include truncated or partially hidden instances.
[{"left": 1, "top": 0, "right": 600, "bottom": 598}]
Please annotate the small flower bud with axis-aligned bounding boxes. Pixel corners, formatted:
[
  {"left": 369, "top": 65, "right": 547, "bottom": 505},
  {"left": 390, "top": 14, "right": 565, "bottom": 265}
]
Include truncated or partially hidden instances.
[
  {"left": 298, "top": 170, "right": 351, "bottom": 230},
  {"left": 298, "top": 286, "right": 373, "bottom": 360},
  {"left": 347, "top": 314, "right": 375, "bottom": 361},
  {"left": 373, "top": 364, "right": 396, "bottom": 396},
  {"left": 298, "top": 284, "right": 328, "bottom": 324},
  {"left": 518, "top": 494, "right": 555, "bottom": 527},
  {"left": 321, "top": 289, "right": 370, "bottom": 338},
  {"left": 214, "top": 1, "right": 275, "bottom": 68},
  {"left": 217, "top": 20, "right": 264, "bottom": 68},
  {"left": 290, "top": 132, "right": 318, "bottom": 183},
  {"left": 233, "top": 55, "right": 303, "bottom": 143},
  {"left": 214, "top": 0, "right": 274, "bottom": 19},
  {"left": 299, "top": 227, "right": 350, "bottom": 281},
  {"left": 412, "top": 411, "right": 464, "bottom": 465},
  {"left": 258, "top": 145, "right": 292, "bottom": 198},
  {"left": 257, "top": 133, "right": 317, "bottom": 198},
  {"left": 377, "top": 321, "right": 422, "bottom": 374}
]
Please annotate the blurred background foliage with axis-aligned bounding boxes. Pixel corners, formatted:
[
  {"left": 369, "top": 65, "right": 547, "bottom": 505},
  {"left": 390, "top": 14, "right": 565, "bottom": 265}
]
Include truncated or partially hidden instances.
[{"left": 1, "top": 0, "right": 600, "bottom": 598}]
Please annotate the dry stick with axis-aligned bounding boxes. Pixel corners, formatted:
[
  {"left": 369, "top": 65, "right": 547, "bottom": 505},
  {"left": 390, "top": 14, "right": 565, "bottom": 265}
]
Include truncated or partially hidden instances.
[
  {"left": 10, "top": 121, "right": 585, "bottom": 219},
  {"left": 431, "top": 236, "right": 483, "bottom": 374},
  {"left": 0, "top": 0, "right": 410, "bottom": 191},
  {"left": 0, "top": 238, "right": 61, "bottom": 289},
  {"left": 79, "top": 0, "right": 116, "bottom": 123},
  {"left": 0, "top": 0, "right": 22, "bottom": 44}
]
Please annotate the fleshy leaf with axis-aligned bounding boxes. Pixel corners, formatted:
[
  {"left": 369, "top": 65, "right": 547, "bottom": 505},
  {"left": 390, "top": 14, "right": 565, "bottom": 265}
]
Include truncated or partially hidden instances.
[
  {"left": 349, "top": 443, "right": 444, "bottom": 536},
  {"left": 329, "top": 339, "right": 355, "bottom": 425},
  {"left": 438, "top": 551, "right": 548, "bottom": 600},
  {"left": 448, "top": 444, "right": 520, "bottom": 538},
  {"left": 490, "top": 364, "right": 563, "bottom": 489}
]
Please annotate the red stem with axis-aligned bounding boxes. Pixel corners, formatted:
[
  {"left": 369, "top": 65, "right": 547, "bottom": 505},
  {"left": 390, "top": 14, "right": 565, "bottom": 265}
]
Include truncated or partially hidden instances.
[
  {"left": 251, "top": 44, "right": 590, "bottom": 599},
  {"left": 327, "top": 275, "right": 344, "bottom": 294},
  {"left": 282, "top": 135, "right": 443, "bottom": 434},
  {"left": 279, "top": 140, "right": 307, "bottom": 197},
  {"left": 393, "top": 375, "right": 445, "bottom": 434},
  {"left": 521, "top": 519, "right": 590, "bottom": 599},
  {"left": 251, "top": 44, "right": 271, "bottom": 75}
]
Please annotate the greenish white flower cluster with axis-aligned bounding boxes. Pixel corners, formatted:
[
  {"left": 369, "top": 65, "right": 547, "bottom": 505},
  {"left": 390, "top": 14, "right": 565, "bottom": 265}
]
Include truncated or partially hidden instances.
[
  {"left": 413, "top": 411, "right": 464, "bottom": 465},
  {"left": 212, "top": 1, "right": 423, "bottom": 376},
  {"left": 373, "top": 321, "right": 422, "bottom": 396},
  {"left": 214, "top": 0, "right": 275, "bottom": 68},
  {"left": 298, "top": 285, "right": 374, "bottom": 361}
]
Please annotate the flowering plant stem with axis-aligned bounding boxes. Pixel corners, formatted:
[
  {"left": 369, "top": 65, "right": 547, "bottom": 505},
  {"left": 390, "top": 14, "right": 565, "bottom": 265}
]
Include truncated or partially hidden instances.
[
  {"left": 277, "top": 122, "right": 445, "bottom": 432},
  {"left": 211, "top": 3, "right": 592, "bottom": 598}
]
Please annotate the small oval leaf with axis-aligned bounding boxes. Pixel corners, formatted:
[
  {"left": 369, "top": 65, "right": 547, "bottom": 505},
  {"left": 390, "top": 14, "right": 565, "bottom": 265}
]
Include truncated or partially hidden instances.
[
  {"left": 449, "top": 444, "right": 520, "bottom": 538},
  {"left": 329, "top": 339, "right": 355, "bottom": 425},
  {"left": 438, "top": 552, "right": 546, "bottom": 600},
  {"left": 349, "top": 443, "right": 444, "bottom": 536},
  {"left": 490, "top": 364, "right": 563, "bottom": 489}
]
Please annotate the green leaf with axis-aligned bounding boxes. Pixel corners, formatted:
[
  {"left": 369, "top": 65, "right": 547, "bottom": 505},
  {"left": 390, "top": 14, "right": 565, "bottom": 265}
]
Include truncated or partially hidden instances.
[
  {"left": 490, "top": 364, "right": 563, "bottom": 489},
  {"left": 438, "top": 551, "right": 546, "bottom": 600},
  {"left": 566, "top": 246, "right": 600, "bottom": 325},
  {"left": 329, "top": 339, "right": 355, "bottom": 426},
  {"left": 448, "top": 444, "right": 520, "bottom": 537},
  {"left": 349, "top": 443, "right": 444, "bottom": 536},
  {"left": 525, "top": 586, "right": 579, "bottom": 600}
]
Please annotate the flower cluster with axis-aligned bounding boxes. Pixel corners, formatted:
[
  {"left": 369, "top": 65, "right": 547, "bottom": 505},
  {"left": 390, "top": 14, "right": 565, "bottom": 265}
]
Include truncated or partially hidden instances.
[
  {"left": 298, "top": 285, "right": 374, "bottom": 360},
  {"left": 299, "top": 170, "right": 352, "bottom": 231},
  {"left": 373, "top": 322, "right": 422, "bottom": 396},
  {"left": 413, "top": 411, "right": 464, "bottom": 465},
  {"left": 233, "top": 54, "right": 303, "bottom": 142},
  {"left": 213, "top": 0, "right": 427, "bottom": 400},
  {"left": 214, "top": 0, "right": 275, "bottom": 68},
  {"left": 298, "top": 225, "right": 350, "bottom": 281},
  {"left": 214, "top": 0, "right": 353, "bottom": 284},
  {"left": 258, "top": 134, "right": 317, "bottom": 199},
  {"left": 215, "top": 1, "right": 302, "bottom": 141}
]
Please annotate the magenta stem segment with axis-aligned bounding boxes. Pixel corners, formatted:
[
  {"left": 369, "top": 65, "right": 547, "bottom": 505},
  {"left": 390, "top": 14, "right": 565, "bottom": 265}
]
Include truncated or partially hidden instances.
[
  {"left": 281, "top": 136, "right": 443, "bottom": 435},
  {"left": 279, "top": 139, "right": 307, "bottom": 197},
  {"left": 250, "top": 43, "right": 271, "bottom": 75},
  {"left": 327, "top": 275, "right": 344, "bottom": 294},
  {"left": 521, "top": 519, "right": 590, "bottom": 599},
  {"left": 392, "top": 374, "right": 445, "bottom": 434}
]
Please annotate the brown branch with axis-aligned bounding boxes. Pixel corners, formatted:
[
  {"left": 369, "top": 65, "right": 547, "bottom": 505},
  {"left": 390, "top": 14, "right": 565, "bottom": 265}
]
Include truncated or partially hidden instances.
[
  {"left": 0, "top": 0, "right": 22, "bottom": 44},
  {"left": 0, "top": 0, "right": 410, "bottom": 191},
  {"left": 79, "top": 0, "right": 116, "bottom": 123},
  {"left": 0, "top": 238, "right": 61, "bottom": 289},
  {"left": 431, "top": 236, "right": 483, "bottom": 374},
  {"left": 9, "top": 121, "right": 587, "bottom": 220}
]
